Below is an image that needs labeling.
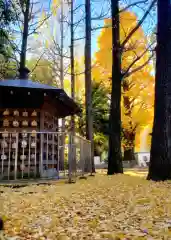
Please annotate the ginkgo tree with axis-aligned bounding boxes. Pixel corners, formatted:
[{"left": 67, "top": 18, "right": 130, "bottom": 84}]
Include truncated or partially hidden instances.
[
  {"left": 121, "top": 72, "right": 154, "bottom": 160},
  {"left": 93, "top": 10, "right": 155, "bottom": 161}
]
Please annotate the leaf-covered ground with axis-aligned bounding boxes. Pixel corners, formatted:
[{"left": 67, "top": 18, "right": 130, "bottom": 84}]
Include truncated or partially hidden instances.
[{"left": 1, "top": 172, "right": 171, "bottom": 239}]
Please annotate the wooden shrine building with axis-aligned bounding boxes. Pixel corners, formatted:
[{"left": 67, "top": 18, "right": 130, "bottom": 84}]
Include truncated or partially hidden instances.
[{"left": 0, "top": 67, "right": 80, "bottom": 180}]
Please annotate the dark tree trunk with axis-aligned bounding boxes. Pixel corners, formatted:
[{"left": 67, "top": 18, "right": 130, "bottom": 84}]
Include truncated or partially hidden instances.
[
  {"left": 94, "top": 148, "right": 99, "bottom": 156},
  {"left": 107, "top": 0, "right": 123, "bottom": 175},
  {"left": 123, "top": 148, "right": 134, "bottom": 161},
  {"left": 70, "top": 0, "right": 75, "bottom": 129},
  {"left": 85, "top": 0, "right": 95, "bottom": 173},
  {"left": 60, "top": 0, "right": 65, "bottom": 170},
  {"left": 122, "top": 80, "right": 135, "bottom": 161},
  {"left": 123, "top": 131, "right": 135, "bottom": 161},
  {"left": 69, "top": 0, "right": 77, "bottom": 177},
  {"left": 148, "top": 0, "right": 171, "bottom": 181},
  {"left": 19, "top": 0, "right": 30, "bottom": 77}
]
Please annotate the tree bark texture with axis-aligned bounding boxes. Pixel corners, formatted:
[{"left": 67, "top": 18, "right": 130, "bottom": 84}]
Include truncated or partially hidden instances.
[
  {"left": 148, "top": 0, "right": 171, "bottom": 181},
  {"left": 70, "top": 0, "right": 75, "bottom": 132},
  {"left": 19, "top": 0, "right": 30, "bottom": 77},
  {"left": 123, "top": 130, "right": 135, "bottom": 161},
  {"left": 69, "top": 0, "right": 77, "bottom": 176},
  {"left": 60, "top": 0, "right": 65, "bottom": 170},
  {"left": 85, "top": 0, "right": 95, "bottom": 173},
  {"left": 122, "top": 80, "right": 135, "bottom": 161},
  {"left": 107, "top": 0, "right": 123, "bottom": 174}
]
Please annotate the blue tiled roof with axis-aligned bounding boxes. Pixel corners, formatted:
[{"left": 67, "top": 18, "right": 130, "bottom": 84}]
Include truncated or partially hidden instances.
[{"left": 0, "top": 79, "right": 59, "bottom": 90}]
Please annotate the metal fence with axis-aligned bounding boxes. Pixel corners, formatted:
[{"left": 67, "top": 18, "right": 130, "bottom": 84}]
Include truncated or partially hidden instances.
[{"left": 0, "top": 131, "right": 92, "bottom": 182}]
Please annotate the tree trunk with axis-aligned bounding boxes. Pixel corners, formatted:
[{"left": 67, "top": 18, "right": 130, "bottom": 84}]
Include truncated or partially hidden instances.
[
  {"left": 123, "top": 148, "right": 134, "bottom": 161},
  {"left": 107, "top": 0, "right": 123, "bottom": 175},
  {"left": 122, "top": 80, "right": 135, "bottom": 161},
  {"left": 147, "top": 0, "right": 171, "bottom": 181},
  {"left": 85, "top": 0, "right": 95, "bottom": 173},
  {"left": 60, "top": 0, "right": 65, "bottom": 170},
  {"left": 69, "top": 0, "right": 77, "bottom": 179},
  {"left": 123, "top": 131, "right": 135, "bottom": 161},
  {"left": 70, "top": 0, "right": 75, "bottom": 112},
  {"left": 19, "top": 0, "right": 30, "bottom": 77}
]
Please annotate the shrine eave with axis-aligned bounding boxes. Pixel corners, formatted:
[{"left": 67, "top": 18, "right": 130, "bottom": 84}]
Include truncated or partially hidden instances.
[{"left": 0, "top": 79, "right": 81, "bottom": 117}]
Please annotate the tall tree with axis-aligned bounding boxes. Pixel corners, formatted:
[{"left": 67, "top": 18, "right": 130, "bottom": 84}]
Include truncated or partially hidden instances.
[
  {"left": 66, "top": 0, "right": 76, "bottom": 183},
  {"left": 70, "top": 0, "right": 75, "bottom": 131},
  {"left": 19, "top": 0, "right": 30, "bottom": 77},
  {"left": 94, "top": 0, "right": 156, "bottom": 174},
  {"left": 94, "top": 12, "right": 155, "bottom": 162},
  {"left": 9, "top": 0, "right": 52, "bottom": 77},
  {"left": 108, "top": 0, "right": 123, "bottom": 174},
  {"left": 60, "top": 0, "right": 65, "bottom": 170},
  {"left": 147, "top": 0, "right": 171, "bottom": 181},
  {"left": 85, "top": 0, "right": 95, "bottom": 173}
]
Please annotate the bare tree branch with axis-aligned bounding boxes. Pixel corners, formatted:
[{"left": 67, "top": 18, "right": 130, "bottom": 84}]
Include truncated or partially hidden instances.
[
  {"left": 122, "top": 42, "right": 155, "bottom": 78},
  {"left": 121, "top": 0, "right": 157, "bottom": 50},
  {"left": 73, "top": 4, "right": 85, "bottom": 12},
  {"left": 28, "top": 14, "right": 52, "bottom": 36},
  {"left": 30, "top": 51, "right": 45, "bottom": 73},
  {"left": 125, "top": 54, "right": 154, "bottom": 78},
  {"left": 91, "top": 24, "right": 111, "bottom": 31},
  {"left": 119, "top": 0, "right": 148, "bottom": 13},
  {"left": 74, "top": 36, "right": 85, "bottom": 41},
  {"left": 91, "top": 7, "right": 110, "bottom": 20}
]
